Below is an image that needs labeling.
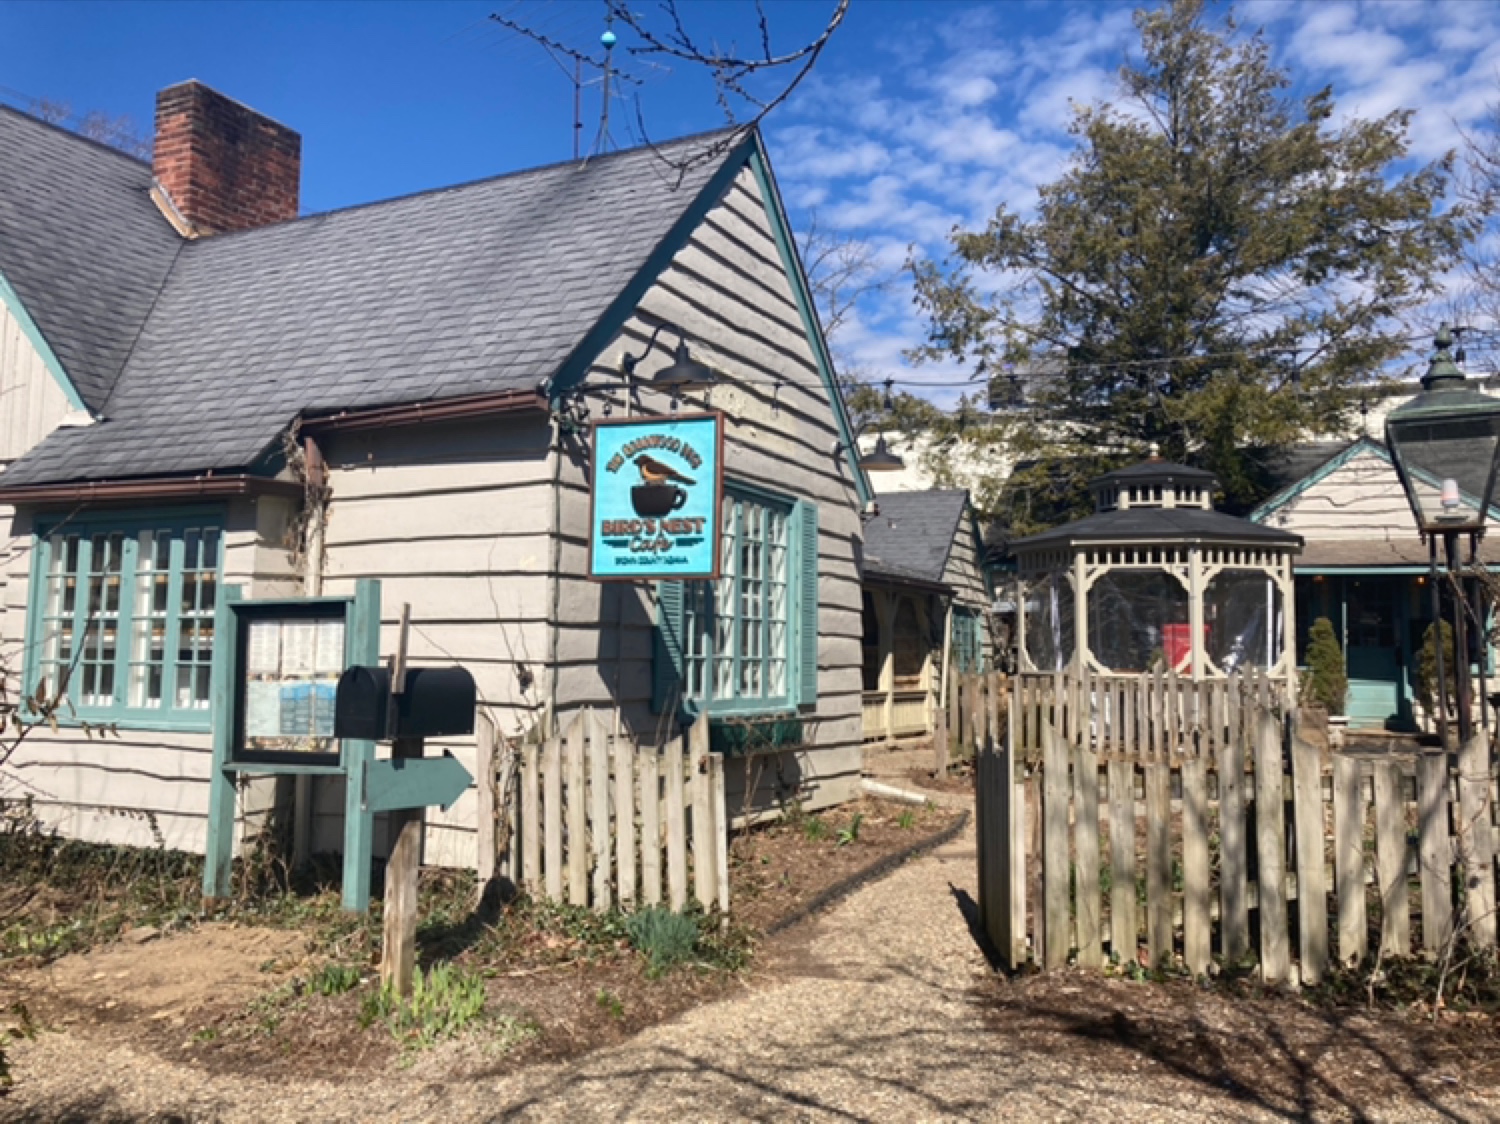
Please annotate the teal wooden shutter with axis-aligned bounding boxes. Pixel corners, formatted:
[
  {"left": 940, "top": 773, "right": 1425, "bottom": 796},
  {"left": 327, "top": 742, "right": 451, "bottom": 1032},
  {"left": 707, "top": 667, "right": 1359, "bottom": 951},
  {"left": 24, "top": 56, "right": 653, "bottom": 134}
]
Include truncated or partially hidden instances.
[
  {"left": 652, "top": 580, "right": 686, "bottom": 713},
  {"left": 794, "top": 500, "right": 819, "bottom": 707}
]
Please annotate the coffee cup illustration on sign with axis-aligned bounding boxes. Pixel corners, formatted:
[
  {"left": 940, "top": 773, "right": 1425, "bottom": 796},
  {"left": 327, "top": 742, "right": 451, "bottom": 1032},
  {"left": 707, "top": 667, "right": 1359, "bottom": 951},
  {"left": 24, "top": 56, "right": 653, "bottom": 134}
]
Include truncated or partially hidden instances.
[{"left": 631, "top": 455, "right": 693, "bottom": 517}]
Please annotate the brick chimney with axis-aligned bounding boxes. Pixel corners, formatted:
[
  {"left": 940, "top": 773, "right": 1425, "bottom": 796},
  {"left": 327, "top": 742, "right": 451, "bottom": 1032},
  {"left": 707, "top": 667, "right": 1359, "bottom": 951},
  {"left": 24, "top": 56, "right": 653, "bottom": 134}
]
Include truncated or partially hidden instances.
[{"left": 152, "top": 80, "right": 300, "bottom": 236}]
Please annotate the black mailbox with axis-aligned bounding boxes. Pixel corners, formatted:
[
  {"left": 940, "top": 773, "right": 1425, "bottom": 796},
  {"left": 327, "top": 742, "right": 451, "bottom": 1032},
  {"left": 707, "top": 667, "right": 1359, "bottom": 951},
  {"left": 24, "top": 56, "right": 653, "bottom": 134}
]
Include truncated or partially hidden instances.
[{"left": 334, "top": 666, "right": 477, "bottom": 741}]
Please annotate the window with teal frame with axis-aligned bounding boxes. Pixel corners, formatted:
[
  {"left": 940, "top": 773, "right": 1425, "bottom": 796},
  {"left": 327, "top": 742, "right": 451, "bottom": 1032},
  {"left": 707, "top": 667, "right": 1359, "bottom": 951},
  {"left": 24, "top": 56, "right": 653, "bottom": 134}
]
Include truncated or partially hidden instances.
[
  {"left": 27, "top": 513, "right": 224, "bottom": 730},
  {"left": 654, "top": 486, "right": 819, "bottom": 716}
]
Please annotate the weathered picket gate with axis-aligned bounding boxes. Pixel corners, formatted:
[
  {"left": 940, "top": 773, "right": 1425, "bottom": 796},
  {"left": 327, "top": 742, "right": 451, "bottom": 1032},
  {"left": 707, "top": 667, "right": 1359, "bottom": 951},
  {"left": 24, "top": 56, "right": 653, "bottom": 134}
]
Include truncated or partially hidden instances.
[
  {"left": 976, "top": 669, "right": 1500, "bottom": 983},
  {"left": 478, "top": 707, "right": 729, "bottom": 914}
]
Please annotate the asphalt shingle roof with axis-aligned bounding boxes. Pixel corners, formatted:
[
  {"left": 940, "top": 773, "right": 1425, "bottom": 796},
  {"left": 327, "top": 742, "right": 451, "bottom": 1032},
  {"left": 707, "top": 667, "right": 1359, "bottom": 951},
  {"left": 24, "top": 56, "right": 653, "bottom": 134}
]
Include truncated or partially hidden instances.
[
  {"left": 0, "top": 107, "right": 182, "bottom": 412},
  {"left": 862, "top": 489, "right": 970, "bottom": 586},
  {"left": 2, "top": 121, "right": 739, "bottom": 486},
  {"left": 1010, "top": 505, "right": 1302, "bottom": 551}
]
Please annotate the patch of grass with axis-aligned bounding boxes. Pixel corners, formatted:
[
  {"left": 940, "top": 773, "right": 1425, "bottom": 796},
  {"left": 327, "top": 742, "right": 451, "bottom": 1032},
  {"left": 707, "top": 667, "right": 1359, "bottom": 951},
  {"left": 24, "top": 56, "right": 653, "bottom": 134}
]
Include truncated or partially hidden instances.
[
  {"left": 801, "top": 816, "right": 830, "bottom": 842},
  {"left": 361, "top": 962, "right": 490, "bottom": 1050},
  {"left": 307, "top": 961, "right": 362, "bottom": 997},
  {"left": 625, "top": 906, "right": 699, "bottom": 978},
  {"left": 835, "top": 813, "right": 865, "bottom": 847},
  {"left": 595, "top": 988, "right": 625, "bottom": 1019},
  {"left": 897, "top": 810, "right": 917, "bottom": 830}
]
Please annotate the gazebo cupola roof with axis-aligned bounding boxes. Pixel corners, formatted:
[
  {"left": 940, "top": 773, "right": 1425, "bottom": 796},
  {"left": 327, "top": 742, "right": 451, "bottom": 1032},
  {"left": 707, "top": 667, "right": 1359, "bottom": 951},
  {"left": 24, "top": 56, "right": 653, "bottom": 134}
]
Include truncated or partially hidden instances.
[
  {"left": 1089, "top": 459, "right": 1218, "bottom": 513},
  {"left": 1011, "top": 458, "right": 1303, "bottom": 553}
]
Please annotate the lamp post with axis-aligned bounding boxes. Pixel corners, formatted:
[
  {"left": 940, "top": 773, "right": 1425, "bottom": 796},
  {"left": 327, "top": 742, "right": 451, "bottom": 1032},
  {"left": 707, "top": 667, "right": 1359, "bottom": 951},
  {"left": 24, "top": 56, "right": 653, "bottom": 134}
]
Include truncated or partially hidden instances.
[{"left": 1385, "top": 325, "right": 1500, "bottom": 745}]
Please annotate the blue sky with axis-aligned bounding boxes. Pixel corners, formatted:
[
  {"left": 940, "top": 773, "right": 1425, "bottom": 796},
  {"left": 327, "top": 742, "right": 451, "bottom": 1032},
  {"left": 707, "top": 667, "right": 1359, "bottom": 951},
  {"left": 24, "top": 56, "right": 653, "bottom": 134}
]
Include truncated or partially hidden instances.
[{"left": 3, "top": 0, "right": 1498, "bottom": 405}]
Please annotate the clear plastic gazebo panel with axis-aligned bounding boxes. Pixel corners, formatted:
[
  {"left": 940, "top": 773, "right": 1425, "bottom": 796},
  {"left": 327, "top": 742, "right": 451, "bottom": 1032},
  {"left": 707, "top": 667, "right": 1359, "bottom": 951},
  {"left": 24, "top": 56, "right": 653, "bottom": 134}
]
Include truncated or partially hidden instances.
[
  {"left": 1087, "top": 570, "right": 1191, "bottom": 674},
  {"left": 1022, "top": 572, "right": 1075, "bottom": 673},
  {"left": 1204, "top": 569, "right": 1283, "bottom": 673}
]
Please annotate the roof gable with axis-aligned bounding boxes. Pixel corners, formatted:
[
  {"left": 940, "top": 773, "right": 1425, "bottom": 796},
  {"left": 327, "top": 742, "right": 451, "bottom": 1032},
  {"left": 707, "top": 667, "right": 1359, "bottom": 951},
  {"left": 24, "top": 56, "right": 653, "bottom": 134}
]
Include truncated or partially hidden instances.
[
  {"left": 863, "top": 489, "right": 970, "bottom": 585},
  {"left": 0, "top": 106, "right": 182, "bottom": 412}
]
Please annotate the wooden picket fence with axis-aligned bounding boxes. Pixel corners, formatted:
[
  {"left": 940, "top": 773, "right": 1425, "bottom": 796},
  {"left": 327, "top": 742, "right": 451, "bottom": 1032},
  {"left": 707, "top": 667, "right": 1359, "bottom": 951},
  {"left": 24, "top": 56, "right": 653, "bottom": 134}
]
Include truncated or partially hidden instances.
[
  {"left": 976, "top": 669, "right": 1500, "bottom": 984},
  {"left": 479, "top": 707, "right": 729, "bottom": 915},
  {"left": 933, "top": 671, "right": 1007, "bottom": 774}
]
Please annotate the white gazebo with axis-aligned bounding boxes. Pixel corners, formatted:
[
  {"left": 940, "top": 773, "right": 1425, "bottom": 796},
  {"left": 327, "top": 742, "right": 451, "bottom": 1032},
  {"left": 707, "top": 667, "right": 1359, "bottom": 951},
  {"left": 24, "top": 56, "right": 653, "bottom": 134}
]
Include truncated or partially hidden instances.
[{"left": 1010, "top": 460, "right": 1302, "bottom": 687}]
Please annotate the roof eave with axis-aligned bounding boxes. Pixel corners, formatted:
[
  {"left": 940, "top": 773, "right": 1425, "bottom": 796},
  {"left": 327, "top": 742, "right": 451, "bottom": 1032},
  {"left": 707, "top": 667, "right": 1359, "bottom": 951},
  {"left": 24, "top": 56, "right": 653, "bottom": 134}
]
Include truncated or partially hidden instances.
[
  {"left": 299, "top": 388, "right": 549, "bottom": 434},
  {"left": 1014, "top": 530, "right": 1304, "bottom": 552},
  {"left": 0, "top": 473, "right": 303, "bottom": 507}
]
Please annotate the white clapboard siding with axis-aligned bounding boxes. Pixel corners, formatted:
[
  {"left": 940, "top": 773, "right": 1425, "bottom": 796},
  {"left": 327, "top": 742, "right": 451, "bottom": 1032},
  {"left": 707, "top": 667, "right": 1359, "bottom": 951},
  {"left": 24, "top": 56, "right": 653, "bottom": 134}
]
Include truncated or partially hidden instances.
[
  {"left": 1262, "top": 448, "right": 1415, "bottom": 540},
  {"left": 560, "top": 163, "right": 866, "bottom": 814},
  {"left": 0, "top": 298, "right": 72, "bottom": 467},
  {"left": 0, "top": 298, "right": 73, "bottom": 648}
]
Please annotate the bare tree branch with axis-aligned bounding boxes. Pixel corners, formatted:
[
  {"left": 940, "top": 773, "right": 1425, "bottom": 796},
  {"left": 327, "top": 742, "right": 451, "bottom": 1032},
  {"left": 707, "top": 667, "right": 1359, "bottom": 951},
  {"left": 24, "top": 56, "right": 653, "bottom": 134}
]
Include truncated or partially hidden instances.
[{"left": 485, "top": 1, "right": 848, "bottom": 183}]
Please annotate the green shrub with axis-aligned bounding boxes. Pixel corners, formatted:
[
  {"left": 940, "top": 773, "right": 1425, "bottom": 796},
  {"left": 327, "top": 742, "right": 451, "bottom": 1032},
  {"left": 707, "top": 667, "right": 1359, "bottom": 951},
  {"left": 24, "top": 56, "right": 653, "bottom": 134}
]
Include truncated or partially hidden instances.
[
  {"left": 624, "top": 906, "right": 699, "bottom": 977},
  {"left": 1417, "top": 618, "right": 1458, "bottom": 728},
  {"left": 1301, "top": 617, "right": 1347, "bottom": 714}
]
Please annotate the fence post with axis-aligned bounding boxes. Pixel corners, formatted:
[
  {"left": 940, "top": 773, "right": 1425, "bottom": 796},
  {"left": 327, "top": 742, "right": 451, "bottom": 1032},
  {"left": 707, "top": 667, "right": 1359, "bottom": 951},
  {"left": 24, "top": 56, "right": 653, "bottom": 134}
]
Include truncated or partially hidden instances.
[
  {"left": 1042, "top": 718, "right": 1071, "bottom": 969},
  {"left": 1291, "top": 709, "right": 1328, "bottom": 985},
  {"left": 543, "top": 724, "right": 563, "bottom": 901},
  {"left": 614, "top": 722, "right": 637, "bottom": 909},
  {"left": 566, "top": 710, "right": 589, "bottom": 907},
  {"left": 1144, "top": 761, "right": 1172, "bottom": 967},
  {"left": 1181, "top": 756, "right": 1211, "bottom": 977},
  {"left": 1254, "top": 705, "right": 1290, "bottom": 984},
  {"left": 476, "top": 710, "right": 497, "bottom": 892},
  {"left": 1332, "top": 754, "right": 1367, "bottom": 966},
  {"left": 1073, "top": 734, "right": 1102, "bottom": 969},
  {"left": 1417, "top": 750, "right": 1453, "bottom": 955},
  {"left": 1373, "top": 761, "right": 1409, "bottom": 955},
  {"left": 1458, "top": 731, "right": 1497, "bottom": 951},
  {"left": 665, "top": 728, "right": 689, "bottom": 910},
  {"left": 589, "top": 709, "right": 613, "bottom": 913},
  {"left": 1218, "top": 677, "right": 1249, "bottom": 963},
  {"left": 1108, "top": 757, "right": 1137, "bottom": 966}
]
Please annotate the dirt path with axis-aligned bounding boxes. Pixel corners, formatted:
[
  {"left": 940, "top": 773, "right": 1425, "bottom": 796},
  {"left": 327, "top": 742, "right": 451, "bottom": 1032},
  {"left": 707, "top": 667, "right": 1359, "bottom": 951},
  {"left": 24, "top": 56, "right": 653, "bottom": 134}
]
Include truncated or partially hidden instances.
[{"left": 5, "top": 785, "right": 1500, "bottom": 1120}]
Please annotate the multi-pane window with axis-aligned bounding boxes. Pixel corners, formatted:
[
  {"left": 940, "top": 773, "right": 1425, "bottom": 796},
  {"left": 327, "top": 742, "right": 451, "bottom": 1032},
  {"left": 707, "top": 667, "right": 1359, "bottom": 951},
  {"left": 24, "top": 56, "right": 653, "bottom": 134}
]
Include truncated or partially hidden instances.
[
  {"left": 681, "top": 490, "right": 792, "bottom": 710},
  {"left": 32, "top": 517, "right": 222, "bottom": 726}
]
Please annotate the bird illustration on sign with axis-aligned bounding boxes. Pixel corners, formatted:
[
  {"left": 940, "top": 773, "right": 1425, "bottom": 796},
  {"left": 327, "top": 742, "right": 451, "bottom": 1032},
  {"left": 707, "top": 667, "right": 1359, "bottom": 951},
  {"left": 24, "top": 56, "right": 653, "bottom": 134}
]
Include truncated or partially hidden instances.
[
  {"left": 631, "top": 454, "right": 694, "bottom": 516},
  {"left": 634, "top": 455, "right": 695, "bottom": 486}
]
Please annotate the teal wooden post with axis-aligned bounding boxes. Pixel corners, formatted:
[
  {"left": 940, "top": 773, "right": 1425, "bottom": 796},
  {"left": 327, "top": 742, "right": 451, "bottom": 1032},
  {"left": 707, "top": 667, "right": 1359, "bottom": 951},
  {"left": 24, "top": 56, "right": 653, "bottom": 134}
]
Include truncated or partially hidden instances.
[
  {"left": 341, "top": 579, "right": 382, "bottom": 912},
  {"left": 203, "top": 585, "right": 245, "bottom": 901}
]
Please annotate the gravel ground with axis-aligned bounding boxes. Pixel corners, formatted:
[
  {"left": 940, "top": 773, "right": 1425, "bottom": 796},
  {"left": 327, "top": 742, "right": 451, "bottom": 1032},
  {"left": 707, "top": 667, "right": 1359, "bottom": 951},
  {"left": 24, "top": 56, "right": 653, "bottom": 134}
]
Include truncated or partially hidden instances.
[{"left": 4, "top": 753, "right": 1499, "bottom": 1122}]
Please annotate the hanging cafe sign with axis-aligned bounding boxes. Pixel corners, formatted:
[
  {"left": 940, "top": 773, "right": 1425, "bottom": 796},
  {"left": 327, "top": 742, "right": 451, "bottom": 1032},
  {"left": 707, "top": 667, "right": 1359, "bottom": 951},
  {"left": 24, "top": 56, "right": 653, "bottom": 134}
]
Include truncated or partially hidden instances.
[{"left": 589, "top": 413, "right": 723, "bottom": 580}]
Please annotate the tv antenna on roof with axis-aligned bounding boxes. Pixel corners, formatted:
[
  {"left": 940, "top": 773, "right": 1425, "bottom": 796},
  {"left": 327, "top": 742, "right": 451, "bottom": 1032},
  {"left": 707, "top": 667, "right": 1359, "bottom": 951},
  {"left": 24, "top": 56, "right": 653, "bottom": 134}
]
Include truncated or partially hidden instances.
[{"left": 489, "top": 8, "right": 643, "bottom": 159}]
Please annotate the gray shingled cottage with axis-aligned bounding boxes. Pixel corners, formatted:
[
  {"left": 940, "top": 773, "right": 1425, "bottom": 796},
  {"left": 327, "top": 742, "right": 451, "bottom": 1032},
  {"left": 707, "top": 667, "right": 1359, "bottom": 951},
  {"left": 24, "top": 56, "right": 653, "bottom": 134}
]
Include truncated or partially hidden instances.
[
  {"left": 0, "top": 82, "right": 872, "bottom": 867},
  {"left": 859, "top": 490, "right": 994, "bottom": 742}
]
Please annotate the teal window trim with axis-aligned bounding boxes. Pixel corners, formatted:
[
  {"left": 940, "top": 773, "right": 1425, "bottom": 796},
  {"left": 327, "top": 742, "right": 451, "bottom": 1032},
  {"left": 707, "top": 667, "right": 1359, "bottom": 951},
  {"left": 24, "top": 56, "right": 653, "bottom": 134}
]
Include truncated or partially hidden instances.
[
  {"left": 0, "top": 268, "right": 89, "bottom": 413},
  {"left": 25, "top": 508, "right": 227, "bottom": 732},
  {"left": 656, "top": 481, "right": 811, "bottom": 719}
]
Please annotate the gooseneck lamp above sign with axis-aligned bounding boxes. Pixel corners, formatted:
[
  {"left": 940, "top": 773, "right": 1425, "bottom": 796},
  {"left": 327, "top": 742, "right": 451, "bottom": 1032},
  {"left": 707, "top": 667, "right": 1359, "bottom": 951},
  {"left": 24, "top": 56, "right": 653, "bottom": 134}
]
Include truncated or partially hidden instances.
[
  {"left": 832, "top": 378, "right": 907, "bottom": 474},
  {"left": 621, "top": 321, "right": 718, "bottom": 409},
  {"left": 1385, "top": 324, "right": 1500, "bottom": 747}
]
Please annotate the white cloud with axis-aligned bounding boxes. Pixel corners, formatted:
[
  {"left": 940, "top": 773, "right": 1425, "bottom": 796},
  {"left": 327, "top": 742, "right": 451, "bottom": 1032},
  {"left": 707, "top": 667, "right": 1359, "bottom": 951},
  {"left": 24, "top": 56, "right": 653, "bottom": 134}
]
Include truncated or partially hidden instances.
[{"left": 769, "top": 0, "right": 1500, "bottom": 401}]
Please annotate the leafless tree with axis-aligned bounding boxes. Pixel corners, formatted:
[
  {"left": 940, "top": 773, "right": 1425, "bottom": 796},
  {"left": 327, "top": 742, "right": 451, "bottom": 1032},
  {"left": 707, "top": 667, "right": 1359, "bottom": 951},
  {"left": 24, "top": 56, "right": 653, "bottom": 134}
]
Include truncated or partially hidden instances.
[
  {"left": 798, "top": 210, "right": 889, "bottom": 342},
  {"left": 27, "top": 97, "right": 152, "bottom": 160},
  {"left": 489, "top": 0, "right": 848, "bottom": 179}
]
